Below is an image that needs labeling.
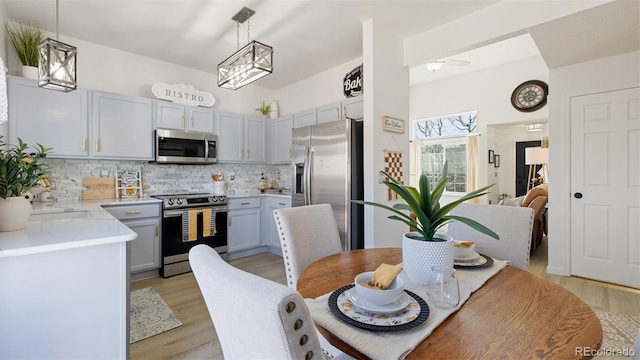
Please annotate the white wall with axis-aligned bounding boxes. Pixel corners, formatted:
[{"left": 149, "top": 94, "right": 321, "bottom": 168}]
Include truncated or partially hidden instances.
[
  {"left": 362, "top": 19, "right": 410, "bottom": 248},
  {"left": 2, "top": 30, "right": 277, "bottom": 116},
  {"left": 410, "top": 56, "right": 549, "bottom": 204},
  {"left": 547, "top": 50, "right": 640, "bottom": 276},
  {"left": 0, "top": 0, "right": 7, "bottom": 140},
  {"left": 278, "top": 57, "right": 362, "bottom": 115}
]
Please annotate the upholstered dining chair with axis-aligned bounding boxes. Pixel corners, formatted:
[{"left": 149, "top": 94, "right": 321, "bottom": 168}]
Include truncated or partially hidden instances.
[
  {"left": 189, "top": 244, "right": 326, "bottom": 360},
  {"left": 447, "top": 203, "right": 535, "bottom": 270},
  {"left": 273, "top": 204, "right": 353, "bottom": 359}
]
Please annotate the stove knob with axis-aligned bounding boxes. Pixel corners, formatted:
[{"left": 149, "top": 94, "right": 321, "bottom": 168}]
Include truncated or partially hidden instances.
[
  {"left": 212, "top": 197, "right": 217, "bottom": 202},
  {"left": 176, "top": 199, "right": 183, "bottom": 205},
  {"left": 167, "top": 199, "right": 174, "bottom": 205}
]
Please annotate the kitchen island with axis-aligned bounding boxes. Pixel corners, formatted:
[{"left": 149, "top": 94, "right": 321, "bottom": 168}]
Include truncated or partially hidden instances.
[{"left": 0, "top": 199, "right": 148, "bottom": 359}]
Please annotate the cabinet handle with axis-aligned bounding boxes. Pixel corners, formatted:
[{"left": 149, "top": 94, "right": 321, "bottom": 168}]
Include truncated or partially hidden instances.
[
  {"left": 241, "top": 202, "right": 250, "bottom": 205},
  {"left": 95, "top": 139, "right": 99, "bottom": 152},
  {"left": 125, "top": 210, "right": 142, "bottom": 214},
  {"left": 247, "top": 150, "right": 250, "bottom": 159},
  {"left": 240, "top": 149, "right": 243, "bottom": 159},
  {"left": 190, "top": 117, "right": 194, "bottom": 128},
  {"left": 278, "top": 202, "right": 286, "bottom": 206},
  {"left": 82, "top": 138, "right": 86, "bottom": 151},
  {"left": 336, "top": 108, "right": 339, "bottom": 119},
  {"left": 229, "top": 217, "right": 232, "bottom": 227},
  {"left": 156, "top": 224, "right": 159, "bottom": 237},
  {"left": 343, "top": 105, "right": 347, "bottom": 119},
  {"left": 181, "top": 116, "right": 185, "bottom": 127},
  {"left": 289, "top": 149, "right": 292, "bottom": 158}
]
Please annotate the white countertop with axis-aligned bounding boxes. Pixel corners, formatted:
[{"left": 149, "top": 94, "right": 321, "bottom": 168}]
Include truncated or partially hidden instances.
[{"left": 0, "top": 197, "right": 161, "bottom": 259}]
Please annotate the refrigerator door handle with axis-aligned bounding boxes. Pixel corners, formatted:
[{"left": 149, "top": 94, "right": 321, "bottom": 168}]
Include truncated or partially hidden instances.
[
  {"left": 303, "top": 146, "right": 311, "bottom": 205},
  {"left": 307, "top": 146, "right": 314, "bottom": 205}
]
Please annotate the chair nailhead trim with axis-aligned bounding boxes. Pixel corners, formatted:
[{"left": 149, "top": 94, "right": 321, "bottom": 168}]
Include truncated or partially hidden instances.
[
  {"left": 286, "top": 302, "right": 296, "bottom": 313},
  {"left": 300, "top": 334, "right": 308, "bottom": 345},
  {"left": 305, "top": 351, "right": 314, "bottom": 360},
  {"left": 294, "top": 319, "right": 303, "bottom": 330}
]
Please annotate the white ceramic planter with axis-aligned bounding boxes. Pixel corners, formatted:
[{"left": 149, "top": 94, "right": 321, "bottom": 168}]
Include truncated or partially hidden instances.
[
  {"left": 21, "top": 65, "right": 39, "bottom": 80},
  {"left": 0, "top": 196, "right": 33, "bottom": 232},
  {"left": 402, "top": 232, "right": 454, "bottom": 285}
]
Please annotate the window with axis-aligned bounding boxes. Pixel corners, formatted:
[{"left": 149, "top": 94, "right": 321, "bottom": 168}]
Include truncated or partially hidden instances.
[{"left": 411, "top": 112, "right": 477, "bottom": 193}]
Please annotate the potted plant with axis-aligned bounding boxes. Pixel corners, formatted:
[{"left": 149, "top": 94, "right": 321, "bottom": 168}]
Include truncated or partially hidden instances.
[
  {"left": 254, "top": 101, "right": 271, "bottom": 118},
  {"left": 353, "top": 161, "right": 499, "bottom": 284},
  {"left": 0, "top": 136, "right": 52, "bottom": 231},
  {"left": 4, "top": 19, "right": 43, "bottom": 80}
]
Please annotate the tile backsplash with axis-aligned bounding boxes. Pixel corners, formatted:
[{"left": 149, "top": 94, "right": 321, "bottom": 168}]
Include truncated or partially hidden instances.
[{"left": 40, "top": 158, "right": 291, "bottom": 203}]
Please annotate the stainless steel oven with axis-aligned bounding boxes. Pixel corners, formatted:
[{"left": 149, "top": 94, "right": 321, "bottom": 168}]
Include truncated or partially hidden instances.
[{"left": 153, "top": 193, "right": 228, "bottom": 277}]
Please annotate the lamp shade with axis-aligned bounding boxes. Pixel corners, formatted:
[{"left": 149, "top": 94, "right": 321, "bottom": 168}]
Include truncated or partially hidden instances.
[
  {"left": 217, "top": 40, "right": 273, "bottom": 90},
  {"left": 525, "top": 147, "right": 548, "bottom": 165}
]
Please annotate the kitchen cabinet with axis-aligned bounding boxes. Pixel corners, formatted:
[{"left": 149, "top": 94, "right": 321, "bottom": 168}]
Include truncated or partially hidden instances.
[
  {"left": 7, "top": 76, "right": 89, "bottom": 157},
  {"left": 92, "top": 91, "right": 154, "bottom": 160},
  {"left": 317, "top": 96, "right": 363, "bottom": 124},
  {"left": 102, "top": 202, "right": 161, "bottom": 280},
  {"left": 228, "top": 197, "right": 262, "bottom": 253},
  {"left": 293, "top": 109, "right": 317, "bottom": 129},
  {"left": 270, "top": 115, "right": 293, "bottom": 164},
  {"left": 217, "top": 112, "right": 266, "bottom": 163},
  {"left": 263, "top": 197, "right": 291, "bottom": 255},
  {"left": 155, "top": 101, "right": 216, "bottom": 133}
]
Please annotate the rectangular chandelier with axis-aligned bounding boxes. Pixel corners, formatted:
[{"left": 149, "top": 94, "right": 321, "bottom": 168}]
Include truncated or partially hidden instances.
[
  {"left": 38, "top": 37, "right": 77, "bottom": 92},
  {"left": 217, "top": 40, "right": 273, "bottom": 90}
]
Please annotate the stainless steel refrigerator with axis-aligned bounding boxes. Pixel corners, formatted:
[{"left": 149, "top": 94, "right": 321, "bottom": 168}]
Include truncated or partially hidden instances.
[{"left": 291, "top": 119, "right": 364, "bottom": 251}]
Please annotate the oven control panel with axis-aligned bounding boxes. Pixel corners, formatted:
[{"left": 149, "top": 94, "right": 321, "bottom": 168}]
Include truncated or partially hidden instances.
[{"left": 155, "top": 195, "right": 228, "bottom": 209}]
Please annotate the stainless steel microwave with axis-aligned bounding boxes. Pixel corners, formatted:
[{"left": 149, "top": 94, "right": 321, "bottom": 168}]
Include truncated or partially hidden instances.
[{"left": 154, "top": 129, "right": 217, "bottom": 164}]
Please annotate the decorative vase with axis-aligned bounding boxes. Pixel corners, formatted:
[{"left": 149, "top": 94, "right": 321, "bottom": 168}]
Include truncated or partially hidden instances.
[
  {"left": 21, "top": 65, "right": 39, "bottom": 80},
  {"left": 0, "top": 196, "right": 33, "bottom": 232},
  {"left": 402, "top": 232, "right": 454, "bottom": 285},
  {"left": 268, "top": 100, "right": 279, "bottom": 119}
]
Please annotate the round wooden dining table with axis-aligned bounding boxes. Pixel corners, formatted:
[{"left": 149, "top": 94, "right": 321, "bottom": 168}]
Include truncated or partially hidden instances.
[{"left": 297, "top": 248, "right": 602, "bottom": 360}]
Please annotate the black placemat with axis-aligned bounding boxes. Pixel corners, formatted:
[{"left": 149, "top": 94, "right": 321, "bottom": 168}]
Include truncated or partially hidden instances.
[
  {"left": 454, "top": 253, "right": 494, "bottom": 270},
  {"left": 327, "top": 284, "right": 429, "bottom": 332}
]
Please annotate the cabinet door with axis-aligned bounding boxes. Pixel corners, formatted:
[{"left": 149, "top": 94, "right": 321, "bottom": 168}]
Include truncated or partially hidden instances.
[
  {"left": 217, "top": 112, "right": 243, "bottom": 162},
  {"left": 317, "top": 102, "right": 342, "bottom": 124},
  {"left": 124, "top": 218, "right": 161, "bottom": 273},
  {"left": 155, "top": 102, "right": 186, "bottom": 130},
  {"left": 293, "top": 109, "right": 317, "bottom": 129},
  {"left": 342, "top": 96, "right": 363, "bottom": 120},
  {"left": 273, "top": 116, "right": 293, "bottom": 163},
  {"left": 267, "top": 197, "right": 291, "bottom": 251},
  {"left": 188, "top": 107, "right": 215, "bottom": 133},
  {"left": 228, "top": 207, "right": 261, "bottom": 252},
  {"left": 245, "top": 116, "right": 266, "bottom": 163},
  {"left": 92, "top": 92, "right": 154, "bottom": 159},
  {"left": 8, "top": 77, "right": 89, "bottom": 157}
]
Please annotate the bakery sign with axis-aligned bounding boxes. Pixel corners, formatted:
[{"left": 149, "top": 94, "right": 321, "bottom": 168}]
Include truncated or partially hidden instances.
[
  {"left": 343, "top": 64, "right": 363, "bottom": 98},
  {"left": 151, "top": 83, "right": 216, "bottom": 107}
]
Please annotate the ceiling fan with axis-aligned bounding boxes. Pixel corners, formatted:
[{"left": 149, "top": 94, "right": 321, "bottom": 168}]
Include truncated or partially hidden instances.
[{"left": 426, "top": 59, "right": 471, "bottom": 72}]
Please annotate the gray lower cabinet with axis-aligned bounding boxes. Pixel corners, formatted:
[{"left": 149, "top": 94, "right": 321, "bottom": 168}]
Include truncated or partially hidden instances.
[
  {"left": 227, "top": 197, "right": 262, "bottom": 255},
  {"left": 263, "top": 197, "right": 291, "bottom": 255},
  {"left": 102, "top": 202, "right": 161, "bottom": 279}
]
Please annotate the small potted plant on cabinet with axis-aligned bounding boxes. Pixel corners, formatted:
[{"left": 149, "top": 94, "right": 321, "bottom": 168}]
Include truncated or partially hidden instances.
[
  {"left": 4, "top": 19, "right": 43, "bottom": 79},
  {"left": 254, "top": 101, "right": 271, "bottom": 118}
]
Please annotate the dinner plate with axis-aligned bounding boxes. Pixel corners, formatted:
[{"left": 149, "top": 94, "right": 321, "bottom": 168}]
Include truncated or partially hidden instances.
[
  {"left": 454, "top": 253, "right": 494, "bottom": 269},
  {"left": 347, "top": 289, "right": 411, "bottom": 315},
  {"left": 454, "top": 251, "right": 481, "bottom": 262},
  {"left": 328, "top": 284, "right": 429, "bottom": 331}
]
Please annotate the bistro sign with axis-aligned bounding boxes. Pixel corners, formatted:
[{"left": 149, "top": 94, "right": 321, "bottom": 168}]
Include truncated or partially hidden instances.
[
  {"left": 151, "top": 83, "right": 216, "bottom": 107},
  {"left": 343, "top": 64, "right": 363, "bottom": 98}
]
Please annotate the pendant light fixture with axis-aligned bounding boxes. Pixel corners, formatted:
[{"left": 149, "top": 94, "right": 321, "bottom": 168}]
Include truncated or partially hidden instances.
[
  {"left": 38, "top": 0, "right": 77, "bottom": 92},
  {"left": 217, "top": 7, "right": 273, "bottom": 90}
]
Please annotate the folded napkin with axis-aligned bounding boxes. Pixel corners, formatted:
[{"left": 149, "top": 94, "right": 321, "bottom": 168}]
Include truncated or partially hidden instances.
[
  {"left": 368, "top": 263, "right": 403, "bottom": 289},
  {"left": 454, "top": 240, "right": 475, "bottom": 248}
]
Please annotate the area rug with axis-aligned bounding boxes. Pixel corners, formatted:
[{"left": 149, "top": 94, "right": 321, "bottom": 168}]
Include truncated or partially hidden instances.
[
  {"left": 130, "top": 287, "right": 182, "bottom": 343},
  {"left": 595, "top": 310, "right": 639, "bottom": 354}
]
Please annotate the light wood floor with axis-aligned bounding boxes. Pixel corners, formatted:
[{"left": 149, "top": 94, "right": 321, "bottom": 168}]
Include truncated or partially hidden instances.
[{"left": 130, "top": 239, "right": 640, "bottom": 359}]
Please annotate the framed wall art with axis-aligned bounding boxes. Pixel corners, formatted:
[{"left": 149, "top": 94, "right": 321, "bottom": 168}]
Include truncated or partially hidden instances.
[{"left": 382, "top": 116, "right": 405, "bottom": 133}]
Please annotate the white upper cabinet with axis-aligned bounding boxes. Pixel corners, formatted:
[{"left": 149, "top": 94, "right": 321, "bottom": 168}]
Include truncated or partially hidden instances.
[
  {"left": 217, "top": 111, "right": 244, "bottom": 162},
  {"left": 342, "top": 96, "right": 363, "bottom": 120},
  {"left": 155, "top": 101, "right": 215, "bottom": 133},
  {"left": 271, "top": 115, "right": 293, "bottom": 164},
  {"left": 293, "top": 109, "right": 317, "bottom": 129},
  {"left": 8, "top": 76, "right": 89, "bottom": 157},
  {"left": 317, "top": 102, "right": 342, "bottom": 124},
  {"left": 92, "top": 91, "right": 154, "bottom": 159}
]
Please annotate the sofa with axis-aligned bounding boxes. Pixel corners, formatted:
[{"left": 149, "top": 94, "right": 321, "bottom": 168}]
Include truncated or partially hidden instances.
[{"left": 499, "top": 184, "right": 548, "bottom": 252}]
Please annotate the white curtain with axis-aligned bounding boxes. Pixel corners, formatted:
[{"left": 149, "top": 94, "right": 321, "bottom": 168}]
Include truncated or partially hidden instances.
[
  {"left": 409, "top": 141, "right": 421, "bottom": 187},
  {"left": 466, "top": 135, "right": 479, "bottom": 203}
]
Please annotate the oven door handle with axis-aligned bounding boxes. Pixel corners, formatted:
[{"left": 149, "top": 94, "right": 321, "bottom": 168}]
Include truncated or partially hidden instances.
[{"left": 164, "top": 207, "right": 228, "bottom": 217}]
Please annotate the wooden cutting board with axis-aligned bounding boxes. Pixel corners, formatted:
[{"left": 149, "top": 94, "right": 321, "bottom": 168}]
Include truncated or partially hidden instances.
[{"left": 83, "top": 177, "right": 116, "bottom": 200}]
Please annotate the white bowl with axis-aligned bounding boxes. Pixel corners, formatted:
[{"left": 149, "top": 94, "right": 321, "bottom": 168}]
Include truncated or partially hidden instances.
[
  {"left": 354, "top": 271, "right": 404, "bottom": 305},
  {"left": 453, "top": 242, "right": 476, "bottom": 259}
]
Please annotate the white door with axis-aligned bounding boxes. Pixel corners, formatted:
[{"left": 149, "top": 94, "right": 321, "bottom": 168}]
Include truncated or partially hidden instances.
[{"left": 570, "top": 87, "right": 640, "bottom": 288}]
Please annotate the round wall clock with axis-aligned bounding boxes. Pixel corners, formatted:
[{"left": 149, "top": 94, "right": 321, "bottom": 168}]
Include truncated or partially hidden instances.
[{"left": 511, "top": 80, "right": 548, "bottom": 112}]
